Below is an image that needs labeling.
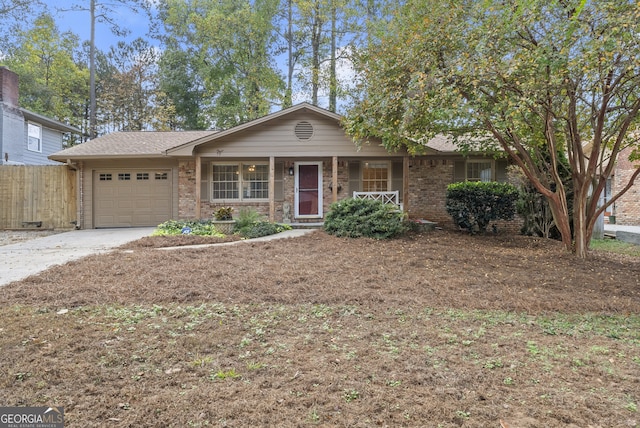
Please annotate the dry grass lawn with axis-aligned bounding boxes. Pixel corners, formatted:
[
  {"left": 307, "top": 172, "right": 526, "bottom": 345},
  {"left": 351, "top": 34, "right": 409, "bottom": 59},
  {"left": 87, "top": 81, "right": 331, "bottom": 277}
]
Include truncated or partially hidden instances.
[{"left": 1, "top": 230, "right": 639, "bottom": 427}]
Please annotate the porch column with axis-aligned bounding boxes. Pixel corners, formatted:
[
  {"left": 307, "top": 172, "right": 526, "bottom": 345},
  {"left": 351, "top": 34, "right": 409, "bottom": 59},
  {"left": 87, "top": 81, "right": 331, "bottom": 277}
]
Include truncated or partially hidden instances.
[
  {"left": 332, "top": 156, "right": 338, "bottom": 202},
  {"left": 269, "top": 156, "right": 275, "bottom": 222},
  {"left": 195, "top": 154, "right": 202, "bottom": 219},
  {"left": 403, "top": 156, "right": 409, "bottom": 214}
]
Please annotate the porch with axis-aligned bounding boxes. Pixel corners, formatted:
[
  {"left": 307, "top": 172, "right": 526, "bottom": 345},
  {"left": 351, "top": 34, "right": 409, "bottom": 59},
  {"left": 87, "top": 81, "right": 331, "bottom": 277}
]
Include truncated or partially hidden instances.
[{"left": 190, "top": 156, "right": 411, "bottom": 223}]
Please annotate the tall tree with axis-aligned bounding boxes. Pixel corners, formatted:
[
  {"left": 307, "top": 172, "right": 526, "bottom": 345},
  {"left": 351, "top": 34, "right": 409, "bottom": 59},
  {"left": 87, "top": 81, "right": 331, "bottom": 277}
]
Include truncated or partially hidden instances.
[
  {"left": 96, "top": 38, "right": 164, "bottom": 133},
  {"left": 1, "top": 12, "right": 87, "bottom": 142},
  {"left": 159, "top": 0, "right": 283, "bottom": 128},
  {"left": 344, "top": 0, "right": 640, "bottom": 258},
  {"left": 277, "top": 0, "right": 305, "bottom": 108},
  {"left": 157, "top": 47, "right": 208, "bottom": 130},
  {"left": 58, "top": 0, "right": 149, "bottom": 139}
]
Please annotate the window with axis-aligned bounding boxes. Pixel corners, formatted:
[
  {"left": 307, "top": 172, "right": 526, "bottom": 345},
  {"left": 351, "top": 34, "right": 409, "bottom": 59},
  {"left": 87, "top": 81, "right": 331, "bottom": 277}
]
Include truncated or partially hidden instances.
[
  {"left": 362, "top": 161, "right": 389, "bottom": 192},
  {"left": 137, "top": 172, "right": 149, "bottom": 180},
  {"left": 454, "top": 159, "right": 507, "bottom": 183},
  {"left": 118, "top": 173, "right": 131, "bottom": 181},
  {"left": 155, "top": 172, "right": 168, "bottom": 180},
  {"left": 466, "top": 161, "right": 492, "bottom": 182},
  {"left": 27, "top": 123, "right": 42, "bottom": 152},
  {"left": 212, "top": 164, "right": 239, "bottom": 200},
  {"left": 99, "top": 173, "right": 112, "bottom": 181},
  {"left": 242, "top": 164, "right": 269, "bottom": 199},
  {"left": 211, "top": 163, "right": 269, "bottom": 201}
]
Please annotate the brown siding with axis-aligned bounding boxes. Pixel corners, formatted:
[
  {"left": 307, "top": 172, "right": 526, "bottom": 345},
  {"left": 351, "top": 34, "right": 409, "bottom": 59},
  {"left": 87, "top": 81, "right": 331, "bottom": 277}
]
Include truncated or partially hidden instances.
[{"left": 193, "top": 111, "right": 400, "bottom": 158}]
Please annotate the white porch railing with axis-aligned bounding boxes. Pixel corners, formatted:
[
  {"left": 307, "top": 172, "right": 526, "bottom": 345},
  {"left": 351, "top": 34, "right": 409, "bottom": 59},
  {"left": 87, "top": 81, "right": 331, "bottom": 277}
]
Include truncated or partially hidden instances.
[{"left": 353, "top": 191, "right": 402, "bottom": 210}]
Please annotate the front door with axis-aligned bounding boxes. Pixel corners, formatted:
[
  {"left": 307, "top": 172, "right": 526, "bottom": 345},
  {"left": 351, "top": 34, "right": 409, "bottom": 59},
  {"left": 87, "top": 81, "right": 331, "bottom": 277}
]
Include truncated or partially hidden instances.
[{"left": 295, "top": 162, "right": 323, "bottom": 219}]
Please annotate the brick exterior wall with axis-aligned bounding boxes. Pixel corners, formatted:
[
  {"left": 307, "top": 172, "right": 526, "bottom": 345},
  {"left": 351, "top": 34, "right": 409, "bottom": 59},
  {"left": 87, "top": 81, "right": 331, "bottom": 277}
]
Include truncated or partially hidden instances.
[
  {"left": 178, "top": 160, "right": 197, "bottom": 218},
  {"left": 612, "top": 146, "right": 640, "bottom": 225},
  {"left": 407, "top": 158, "right": 454, "bottom": 226},
  {"left": 178, "top": 157, "right": 523, "bottom": 232}
]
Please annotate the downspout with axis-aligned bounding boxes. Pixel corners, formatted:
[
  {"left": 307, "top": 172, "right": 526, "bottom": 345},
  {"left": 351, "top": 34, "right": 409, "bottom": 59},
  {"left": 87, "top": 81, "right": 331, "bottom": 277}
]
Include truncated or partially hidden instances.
[
  {"left": 66, "top": 159, "right": 82, "bottom": 229},
  {"left": 77, "top": 161, "right": 83, "bottom": 229}
]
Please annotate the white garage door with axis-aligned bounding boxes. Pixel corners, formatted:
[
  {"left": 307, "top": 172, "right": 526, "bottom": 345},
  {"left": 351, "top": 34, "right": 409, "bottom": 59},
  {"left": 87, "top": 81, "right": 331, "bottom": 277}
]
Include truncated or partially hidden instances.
[{"left": 94, "top": 170, "right": 172, "bottom": 228}]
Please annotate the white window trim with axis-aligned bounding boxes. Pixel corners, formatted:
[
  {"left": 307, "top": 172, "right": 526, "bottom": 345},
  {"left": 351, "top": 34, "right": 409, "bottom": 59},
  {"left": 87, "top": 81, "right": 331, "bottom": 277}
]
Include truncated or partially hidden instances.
[
  {"left": 211, "top": 161, "right": 270, "bottom": 202},
  {"left": 27, "top": 122, "right": 42, "bottom": 153},
  {"left": 361, "top": 160, "right": 390, "bottom": 192}
]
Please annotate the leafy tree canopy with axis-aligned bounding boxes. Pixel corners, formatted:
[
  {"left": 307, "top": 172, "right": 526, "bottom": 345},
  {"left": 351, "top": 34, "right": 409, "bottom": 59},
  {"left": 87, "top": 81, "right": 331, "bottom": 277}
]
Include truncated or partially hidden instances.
[
  {"left": 158, "top": 0, "right": 284, "bottom": 129},
  {"left": 344, "top": 0, "right": 640, "bottom": 258},
  {"left": 1, "top": 12, "right": 87, "bottom": 134}
]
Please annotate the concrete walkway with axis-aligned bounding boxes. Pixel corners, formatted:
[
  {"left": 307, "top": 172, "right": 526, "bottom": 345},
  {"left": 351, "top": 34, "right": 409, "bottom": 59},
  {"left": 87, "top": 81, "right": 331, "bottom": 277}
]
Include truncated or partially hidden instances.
[
  {"left": 604, "top": 224, "right": 640, "bottom": 245},
  {"left": 603, "top": 224, "right": 640, "bottom": 234},
  {"left": 0, "top": 228, "right": 316, "bottom": 287}
]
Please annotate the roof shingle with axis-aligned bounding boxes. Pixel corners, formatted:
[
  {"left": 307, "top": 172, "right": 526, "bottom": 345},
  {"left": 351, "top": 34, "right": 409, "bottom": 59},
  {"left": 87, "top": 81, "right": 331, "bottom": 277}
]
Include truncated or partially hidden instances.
[{"left": 50, "top": 131, "right": 217, "bottom": 160}]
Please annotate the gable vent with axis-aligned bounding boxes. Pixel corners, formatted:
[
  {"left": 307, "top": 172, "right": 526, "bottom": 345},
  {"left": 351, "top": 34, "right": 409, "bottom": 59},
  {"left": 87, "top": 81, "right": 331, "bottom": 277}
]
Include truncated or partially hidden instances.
[{"left": 294, "top": 121, "right": 314, "bottom": 140}]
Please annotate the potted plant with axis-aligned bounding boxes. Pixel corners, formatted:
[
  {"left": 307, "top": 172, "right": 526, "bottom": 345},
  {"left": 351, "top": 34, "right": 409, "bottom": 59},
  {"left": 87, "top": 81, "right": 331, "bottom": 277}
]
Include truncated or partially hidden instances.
[{"left": 212, "top": 207, "right": 235, "bottom": 234}]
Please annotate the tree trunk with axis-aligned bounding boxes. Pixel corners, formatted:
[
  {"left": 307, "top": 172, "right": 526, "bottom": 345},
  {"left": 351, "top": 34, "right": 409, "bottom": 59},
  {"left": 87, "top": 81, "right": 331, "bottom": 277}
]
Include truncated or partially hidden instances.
[
  {"left": 89, "top": 0, "right": 97, "bottom": 139},
  {"left": 284, "top": 0, "right": 293, "bottom": 108},
  {"left": 311, "top": 3, "right": 322, "bottom": 106},
  {"left": 329, "top": 0, "right": 337, "bottom": 112},
  {"left": 547, "top": 192, "right": 573, "bottom": 253},
  {"left": 573, "top": 193, "right": 589, "bottom": 259}
]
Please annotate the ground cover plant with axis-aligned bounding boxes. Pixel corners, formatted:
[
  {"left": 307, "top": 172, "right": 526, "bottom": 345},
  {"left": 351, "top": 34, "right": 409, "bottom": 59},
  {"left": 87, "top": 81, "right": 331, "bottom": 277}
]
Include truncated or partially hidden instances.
[
  {"left": 138, "top": 215, "right": 293, "bottom": 248},
  {"left": 1, "top": 230, "right": 639, "bottom": 427}
]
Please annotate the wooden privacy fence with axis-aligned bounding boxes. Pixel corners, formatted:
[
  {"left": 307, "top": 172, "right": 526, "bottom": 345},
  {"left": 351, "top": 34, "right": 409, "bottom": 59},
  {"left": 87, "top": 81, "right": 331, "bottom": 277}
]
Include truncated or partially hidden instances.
[{"left": 0, "top": 165, "right": 77, "bottom": 229}]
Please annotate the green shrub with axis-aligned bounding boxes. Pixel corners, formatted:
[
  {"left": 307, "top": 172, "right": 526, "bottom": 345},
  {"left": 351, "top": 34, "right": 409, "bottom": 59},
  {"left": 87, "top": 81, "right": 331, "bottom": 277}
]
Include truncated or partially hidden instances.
[
  {"left": 234, "top": 208, "right": 263, "bottom": 230},
  {"left": 445, "top": 181, "right": 518, "bottom": 234},
  {"left": 236, "top": 221, "right": 292, "bottom": 239},
  {"left": 324, "top": 197, "right": 406, "bottom": 239}
]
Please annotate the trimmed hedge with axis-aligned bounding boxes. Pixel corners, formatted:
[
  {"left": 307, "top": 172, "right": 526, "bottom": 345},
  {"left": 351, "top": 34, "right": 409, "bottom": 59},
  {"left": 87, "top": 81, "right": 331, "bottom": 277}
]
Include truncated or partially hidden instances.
[
  {"left": 324, "top": 197, "right": 406, "bottom": 239},
  {"left": 446, "top": 181, "right": 518, "bottom": 234}
]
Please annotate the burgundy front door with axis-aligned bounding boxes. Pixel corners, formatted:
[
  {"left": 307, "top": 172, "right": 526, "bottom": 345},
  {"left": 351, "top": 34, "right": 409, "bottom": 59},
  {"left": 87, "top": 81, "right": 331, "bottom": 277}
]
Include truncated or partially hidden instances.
[{"left": 295, "top": 163, "right": 322, "bottom": 218}]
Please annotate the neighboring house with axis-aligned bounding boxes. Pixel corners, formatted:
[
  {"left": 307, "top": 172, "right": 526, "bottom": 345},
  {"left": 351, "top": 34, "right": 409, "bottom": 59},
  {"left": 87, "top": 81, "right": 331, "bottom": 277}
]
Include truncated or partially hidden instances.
[
  {"left": 0, "top": 66, "right": 80, "bottom": 165},
  {"left": 49, "top": 103, "right": 510, "bottom": 229},
  {"left": 608, "top": 145, "right": 640, "bottom": 226}
]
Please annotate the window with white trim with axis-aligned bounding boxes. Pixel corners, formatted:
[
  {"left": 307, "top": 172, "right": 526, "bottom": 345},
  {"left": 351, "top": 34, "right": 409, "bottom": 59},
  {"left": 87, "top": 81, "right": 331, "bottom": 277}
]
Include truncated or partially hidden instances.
[
  {"left": 211, "top": 163, "right": 269, "bottom": 201},
  {"left": 27, "top": 123, "right": 42, "bottom": 152},
  {"left": 362, "top": 161, "right": 389, "bottom": 192}
]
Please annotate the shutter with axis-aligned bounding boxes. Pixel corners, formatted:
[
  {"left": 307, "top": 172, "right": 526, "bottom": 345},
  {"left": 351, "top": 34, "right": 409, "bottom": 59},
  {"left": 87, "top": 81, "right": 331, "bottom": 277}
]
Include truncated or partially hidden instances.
[
  {"left": 348, "top": 161, "right": 361, "bottom": 196},
  {"left": 201, "top": 163, "right": 209, "bottom": 201},
  {"left": 274, "top": 161, "right": 284, "bottom": 201},
  {"left": 391, "top": 160, "right": 403, "bottom": 201},
  {"left": 495, "top": 159, "right": 508, "bottom": 182},
  {"left": 454, "top": 161, "right": 466, "bottom": 182}
]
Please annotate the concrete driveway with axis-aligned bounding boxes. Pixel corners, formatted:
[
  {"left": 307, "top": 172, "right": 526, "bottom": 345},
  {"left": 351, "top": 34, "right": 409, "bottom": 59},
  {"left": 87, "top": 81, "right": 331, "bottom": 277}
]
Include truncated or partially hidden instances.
[{"left": 0, "top": 228, "right": 154, "bottom": 287}]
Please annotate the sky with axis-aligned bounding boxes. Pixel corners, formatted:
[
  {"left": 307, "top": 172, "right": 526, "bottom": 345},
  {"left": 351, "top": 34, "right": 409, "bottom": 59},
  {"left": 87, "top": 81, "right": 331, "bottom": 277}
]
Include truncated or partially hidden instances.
[
  {"left": 43, "top": 0, "right": 156, "bottom": 51},
  {"left": 38, "top": 0, "right": 356, "bottom": 112}
]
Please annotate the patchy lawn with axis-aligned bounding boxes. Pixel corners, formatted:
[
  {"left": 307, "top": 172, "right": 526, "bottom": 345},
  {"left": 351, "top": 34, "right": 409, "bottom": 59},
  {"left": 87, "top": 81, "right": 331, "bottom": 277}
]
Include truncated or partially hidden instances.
[{"left": 1, "top": 230, "right": 639, "bottom": 427}]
